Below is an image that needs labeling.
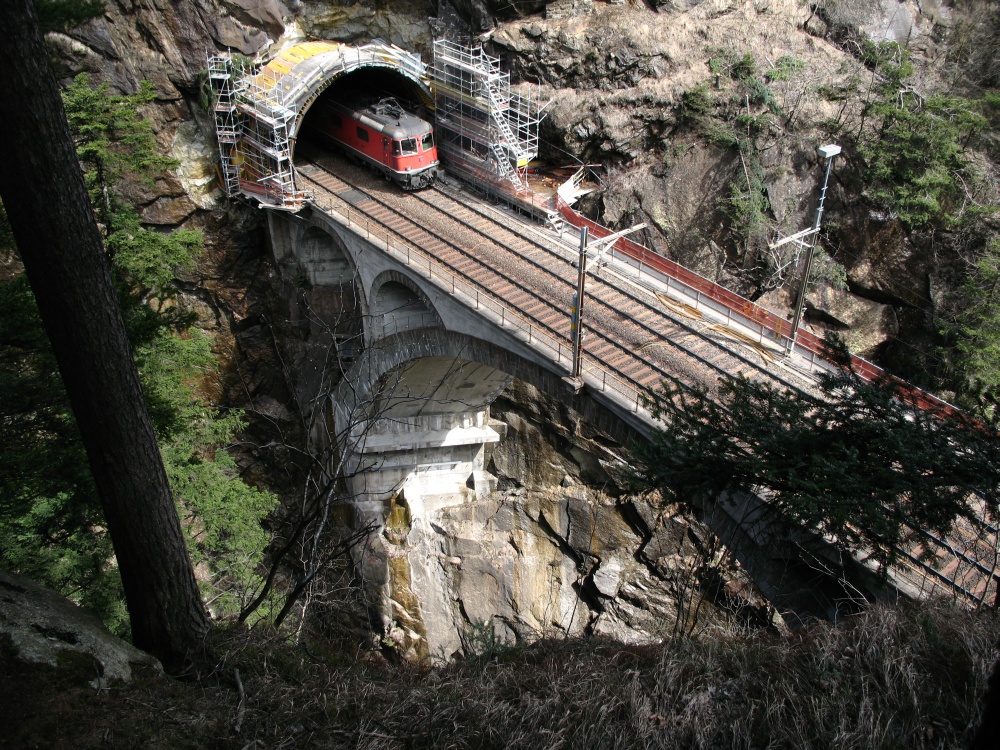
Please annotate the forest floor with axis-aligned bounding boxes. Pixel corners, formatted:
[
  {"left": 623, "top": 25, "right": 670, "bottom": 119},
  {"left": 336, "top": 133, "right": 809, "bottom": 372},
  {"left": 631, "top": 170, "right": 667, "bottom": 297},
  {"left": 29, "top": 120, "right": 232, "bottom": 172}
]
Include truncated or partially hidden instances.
[{"left": 2, "top": 599, "right": 996, "bottom": 749}]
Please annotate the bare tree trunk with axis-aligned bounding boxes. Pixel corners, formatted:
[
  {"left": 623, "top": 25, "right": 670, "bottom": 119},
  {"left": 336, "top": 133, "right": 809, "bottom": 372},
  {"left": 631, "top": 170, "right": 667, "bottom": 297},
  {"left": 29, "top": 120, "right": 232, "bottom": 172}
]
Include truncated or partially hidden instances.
[{"left": 0, "top": 0, "right": 208, "bottom": 670}]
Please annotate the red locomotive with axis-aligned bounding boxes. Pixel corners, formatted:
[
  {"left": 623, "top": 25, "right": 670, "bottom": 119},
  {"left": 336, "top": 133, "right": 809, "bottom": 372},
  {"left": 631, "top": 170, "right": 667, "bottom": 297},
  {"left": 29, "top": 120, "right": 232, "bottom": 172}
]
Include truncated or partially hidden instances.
[{"left": 310, "top": 97, "right": 439, "bottom": 190}]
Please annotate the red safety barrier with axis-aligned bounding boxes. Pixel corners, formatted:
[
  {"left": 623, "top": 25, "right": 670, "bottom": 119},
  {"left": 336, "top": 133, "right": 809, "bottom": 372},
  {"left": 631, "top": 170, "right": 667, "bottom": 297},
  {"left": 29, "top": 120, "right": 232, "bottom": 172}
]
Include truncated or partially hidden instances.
[{"left": 554, "top": 197, "right": 959, "bottom": 417}]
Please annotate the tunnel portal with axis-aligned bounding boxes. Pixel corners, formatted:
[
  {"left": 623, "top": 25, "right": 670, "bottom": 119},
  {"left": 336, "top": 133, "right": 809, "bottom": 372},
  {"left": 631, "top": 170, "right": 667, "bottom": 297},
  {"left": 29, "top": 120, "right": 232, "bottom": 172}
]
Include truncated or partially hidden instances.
[{"left": 207, "top": 40, "right": 433, "bottom": 209}]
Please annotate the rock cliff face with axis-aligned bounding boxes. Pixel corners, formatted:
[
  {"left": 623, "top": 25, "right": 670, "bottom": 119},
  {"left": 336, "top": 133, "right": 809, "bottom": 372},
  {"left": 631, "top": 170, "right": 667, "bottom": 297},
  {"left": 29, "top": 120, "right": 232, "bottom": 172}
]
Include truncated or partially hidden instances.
[
  {"left": 39, "top": 0, "right": 976, "bottom": 653},
  {"left": 492, "top": 0, "right": 959, "bottom": 344},
  {"left": 0, "top": 569, "right": 160, "bottom": 684},
  {"left": 352, "top": 379, "right": 770, "bottom": 659}
]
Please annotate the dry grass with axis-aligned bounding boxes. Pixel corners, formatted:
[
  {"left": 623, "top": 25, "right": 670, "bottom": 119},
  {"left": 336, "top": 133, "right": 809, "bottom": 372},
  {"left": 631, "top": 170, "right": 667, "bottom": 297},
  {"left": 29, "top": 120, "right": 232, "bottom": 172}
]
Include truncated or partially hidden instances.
[{"left": 3, "top": 600, "right": 996, "bottom": 749}]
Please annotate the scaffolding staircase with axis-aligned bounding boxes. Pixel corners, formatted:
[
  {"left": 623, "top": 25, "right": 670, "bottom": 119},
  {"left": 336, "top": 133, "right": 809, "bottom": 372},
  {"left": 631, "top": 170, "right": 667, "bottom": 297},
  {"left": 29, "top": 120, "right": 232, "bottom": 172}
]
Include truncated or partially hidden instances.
[
  {"left": 488, "top": 142, "right": 521, "bottom": 186},
  {"left": 431, "top": 40, "right": 540, "bottom": 194},
  {"left": 208, "top": 54, "right": 242, "bottom": 197},
  {"left": 482, "top": 81, "right": 527, "bottom": 188}
]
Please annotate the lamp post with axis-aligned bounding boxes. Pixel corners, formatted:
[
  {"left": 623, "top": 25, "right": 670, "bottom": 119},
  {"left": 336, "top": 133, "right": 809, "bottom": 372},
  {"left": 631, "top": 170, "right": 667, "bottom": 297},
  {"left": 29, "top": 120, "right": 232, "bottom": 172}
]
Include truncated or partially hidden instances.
[{"left": 785, "top": 143, "right": 840, "bottom": 357}]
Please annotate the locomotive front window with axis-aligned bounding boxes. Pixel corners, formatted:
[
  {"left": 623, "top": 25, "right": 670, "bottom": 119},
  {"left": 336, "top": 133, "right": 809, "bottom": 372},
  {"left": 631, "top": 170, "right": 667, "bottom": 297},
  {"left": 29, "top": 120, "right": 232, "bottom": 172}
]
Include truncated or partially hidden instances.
[
  {"left": 400, "top": 138, "right": 417, "bottom": 155},
  {"left": 392, "top": 140, "right": 401, "bottom": 156},
  {"left": 422, "top": 132, "right": 434, "bottom": 151}
]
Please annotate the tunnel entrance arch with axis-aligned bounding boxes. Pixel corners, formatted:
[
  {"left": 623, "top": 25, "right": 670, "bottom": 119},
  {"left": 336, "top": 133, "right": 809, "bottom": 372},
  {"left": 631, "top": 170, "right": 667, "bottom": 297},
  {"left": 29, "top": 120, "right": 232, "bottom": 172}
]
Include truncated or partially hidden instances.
[{"left": 207, "top": 41, "right": 433, "bottom": 210}]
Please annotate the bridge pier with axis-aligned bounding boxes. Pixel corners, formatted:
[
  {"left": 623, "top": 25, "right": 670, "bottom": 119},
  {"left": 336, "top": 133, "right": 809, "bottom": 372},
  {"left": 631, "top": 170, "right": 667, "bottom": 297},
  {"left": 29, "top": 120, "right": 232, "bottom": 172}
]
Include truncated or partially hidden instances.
[
  {"left": 346, "top": 409, "right": 505, "bottom": 520},
  {"left": 345, "top": 406, "right": 506, "bottom": 660}
]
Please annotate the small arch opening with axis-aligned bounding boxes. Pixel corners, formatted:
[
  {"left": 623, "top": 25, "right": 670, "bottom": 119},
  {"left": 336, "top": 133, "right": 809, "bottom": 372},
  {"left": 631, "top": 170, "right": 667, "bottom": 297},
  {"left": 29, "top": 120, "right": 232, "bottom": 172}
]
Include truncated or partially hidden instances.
[
  {"left": 296, "top": 226, "right": 363, "bottom": 360},
  {"left": 371, "top": 279, "right": 441, "bottom": 338}
]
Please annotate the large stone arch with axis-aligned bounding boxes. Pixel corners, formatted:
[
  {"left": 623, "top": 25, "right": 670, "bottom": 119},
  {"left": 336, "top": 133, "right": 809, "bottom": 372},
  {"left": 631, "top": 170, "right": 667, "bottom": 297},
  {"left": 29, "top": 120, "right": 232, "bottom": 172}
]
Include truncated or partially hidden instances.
[
  {"left": 334, "top": 330, "right": 641, "bottom": 438},
  {"left": 270, "top": 212, "right": 357, "bottom": 282},
  {"left": 297, "top": 225, "right": 357, "bottom": 287},
  {"left": 331, "top": 328, "right": 642, "bottom": 517}
]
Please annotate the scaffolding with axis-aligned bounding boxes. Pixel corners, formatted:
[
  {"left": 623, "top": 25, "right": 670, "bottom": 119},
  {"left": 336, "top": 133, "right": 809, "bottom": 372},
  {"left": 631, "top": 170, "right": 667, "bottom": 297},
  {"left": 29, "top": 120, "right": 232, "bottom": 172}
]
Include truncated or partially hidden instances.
[
  {"left": 431, "top": 40, "right": 540, "bottom": 196},
  {"left": 207, "top": 54, "right": 241, "bottom": 198},
  {"left": 206, "top": 52, "right": 312, "bottom": 211},
  {"left": 209, "top": 40, "right": 535, "bottom": 209}
]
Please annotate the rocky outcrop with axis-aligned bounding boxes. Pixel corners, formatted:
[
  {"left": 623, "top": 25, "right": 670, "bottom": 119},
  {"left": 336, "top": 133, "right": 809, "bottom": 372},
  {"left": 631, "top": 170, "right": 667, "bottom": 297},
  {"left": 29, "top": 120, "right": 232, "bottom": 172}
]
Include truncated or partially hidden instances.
[
  {"left": 297, "top": 0, "right": 434, "bottom": 50},
  {"left": 366, "top": 380, "right": 771, "bottom": 660},
  {"left": 491, "top": 2, "right": 848, "bottom": 283},
  {"left": 377, "top": 484, "right": 676, "bottom": 659},
  {"left": 490, "top": 0, "right": 961, "bottom": 351},
  {"left": 0, "top": 569, "right": 160, "bottom": 685},
  {"left": 51, "top": 1, "right": 271, "bottom": 94},
  {"left": 805, "top": 281, "right": 899, "bottom": 359},
  {"left": 447, "top": 0, "right": 550, "bottom": 32}
]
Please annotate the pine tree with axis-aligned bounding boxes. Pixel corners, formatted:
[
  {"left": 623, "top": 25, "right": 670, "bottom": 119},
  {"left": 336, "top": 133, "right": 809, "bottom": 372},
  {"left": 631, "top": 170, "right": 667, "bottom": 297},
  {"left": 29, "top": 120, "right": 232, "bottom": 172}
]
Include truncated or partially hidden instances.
[
  {"left": 631, "top": 344, "right": 1000, "bottom": 572},
  {"left": 0, "top": 0, "right": 208, "bottom": 669}
]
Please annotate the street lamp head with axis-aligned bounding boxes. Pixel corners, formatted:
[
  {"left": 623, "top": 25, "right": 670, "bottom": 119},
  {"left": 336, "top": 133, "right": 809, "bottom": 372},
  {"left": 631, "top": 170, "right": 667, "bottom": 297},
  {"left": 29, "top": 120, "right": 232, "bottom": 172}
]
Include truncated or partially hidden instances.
[{"left": 818, "top": 143, "right": 842, "bottom": 159}]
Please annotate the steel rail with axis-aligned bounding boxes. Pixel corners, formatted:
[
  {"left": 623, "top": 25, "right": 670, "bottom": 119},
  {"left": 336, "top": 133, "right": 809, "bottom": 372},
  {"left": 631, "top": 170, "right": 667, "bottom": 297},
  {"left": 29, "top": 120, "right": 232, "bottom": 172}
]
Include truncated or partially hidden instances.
[{"left": 396, "top": 176, "right": 821, "bottom": 399}]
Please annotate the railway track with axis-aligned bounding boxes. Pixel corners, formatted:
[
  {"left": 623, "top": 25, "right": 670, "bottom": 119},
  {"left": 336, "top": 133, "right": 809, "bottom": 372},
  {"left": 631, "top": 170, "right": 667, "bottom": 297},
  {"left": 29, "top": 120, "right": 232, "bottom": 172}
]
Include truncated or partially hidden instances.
[
  {"left": 297, "top": 150, "right": 821, "bottom": 404},
  {"left": 292, "top": 148, "right": 998, "bottom": 608},
  {"left": 418, "top": 180, "right": 826, "bottom": 390}
]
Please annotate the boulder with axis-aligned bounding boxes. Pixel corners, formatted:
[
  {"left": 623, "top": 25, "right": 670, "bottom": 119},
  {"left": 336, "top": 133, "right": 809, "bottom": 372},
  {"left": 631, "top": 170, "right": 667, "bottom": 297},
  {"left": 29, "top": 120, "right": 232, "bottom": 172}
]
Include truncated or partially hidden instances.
[
  {"left": 141, "top": 195, "right": 199, "bottom": 225},
  {"left": 0, "top": 569, "right": 160, "bottom": 685},
  {"left": 221, "top": 0, "right": 288, "bottom": 39},
  {"left": 490, "top": 411, "right": 568, "bottom": 490},
  {"left": 841, "top": 214, "right": 933, "bottom": 310},
  {"left": 805, "top": 282, "right": 899, "bottom": 358}
]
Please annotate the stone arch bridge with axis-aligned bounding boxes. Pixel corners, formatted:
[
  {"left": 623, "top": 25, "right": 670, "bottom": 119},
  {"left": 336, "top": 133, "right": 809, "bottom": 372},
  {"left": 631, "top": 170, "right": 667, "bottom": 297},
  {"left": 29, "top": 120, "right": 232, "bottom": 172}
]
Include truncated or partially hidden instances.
[
  {"left": 267, "top": 187, "right": 996, "bottom": 643},
  {"left": 268, "top": 206, "right": 642, "bottom": 517}
]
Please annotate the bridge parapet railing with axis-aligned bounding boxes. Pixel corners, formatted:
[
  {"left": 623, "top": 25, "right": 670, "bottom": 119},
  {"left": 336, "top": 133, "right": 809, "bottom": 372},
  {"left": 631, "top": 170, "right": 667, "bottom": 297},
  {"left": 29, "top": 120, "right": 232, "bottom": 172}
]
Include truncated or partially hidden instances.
[{"left": 307, "top": 188, "right": 656, "bottom": 424}]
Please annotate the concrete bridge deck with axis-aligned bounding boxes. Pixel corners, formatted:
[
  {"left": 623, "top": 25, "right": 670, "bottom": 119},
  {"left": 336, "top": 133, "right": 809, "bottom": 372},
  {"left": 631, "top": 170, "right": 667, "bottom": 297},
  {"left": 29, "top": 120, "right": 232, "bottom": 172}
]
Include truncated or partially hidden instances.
[{"left": 296, "top": 150, "right": 824, "bottom": 429}]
